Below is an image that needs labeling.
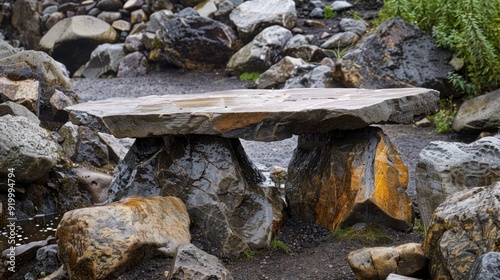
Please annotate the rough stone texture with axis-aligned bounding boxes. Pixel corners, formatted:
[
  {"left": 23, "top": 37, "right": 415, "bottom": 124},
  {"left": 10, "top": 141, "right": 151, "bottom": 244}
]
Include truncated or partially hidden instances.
[
  {"left": 59, "top": 121, "right": 79, "bottom": 158},
  {"left": 331, "top": 0, "right": 352, "bottom": 11},
  {"left": 76, "top": 43, "right": 126, "bottom": 78},
  {"left": 34, "top": 244, "right": 61, "bottom": 277},
  {"left": 73, "top": 125, "right": 109, "bottom": 167},
  {"left": 452, "top": 88, "right": 500, "bottom": 133},
  {"left": 0, "top": 101, "right": 40, "bottom": 124},
  {"left": 468, "top": 252, "right": 500, "bottom": 280},
  {"left": 335, "top": 17, "right": 454, "bottom": 97},
  {"left": 0, "top": 41, "right": 16, "bottom": 59},
  {"left": 423, "top": 183, "right": 500, "bottom": 280},
  {"left": 416, "top": 135, "right": 500, "bottom": 226},
  {"left": 339, "top": 18, "right": 367, "bottom": 36},
  {"left": 97, "top": 132, "right": 134, "bottom": 163},
  {"left": 226, "top": 25, "right": 292, "bottom": 77},
  {"left": 167, "top": 244, "right": 233, "bottom": 280},
  {"left": 256, "top": 56, "right": 309, "bottom": 89},
  {"left": 108, "top": 135, "right": 285, "bottom": 256},
  {"left": 0, "top": 115, "right": 61, "bottom": 182},
  {"left": 49, "top": 89, "right": 76, "bottom": 122},
  {"left": 283, "top": 64, "right": 339, "bottom": 89},
  {"left": 66, "top": 88, "right": 440, "bottom": 141},
  {"left": 74, "top": 168, "right": 113, "bottom": 203},
  {"left": 229, "top": 0, "right": 297, "bottom": 42},
  {"left": 12, "top": 0, "right": 41, "bottom": 50},
  {"left": 320, "top": 31, "right": 360, "bottom": 49},
  {"left": 283, "top": 34, "right": 326, "bottom": 62},
  {"left": 56, "top": 196, "right": 191, "bottom": 279},
  {"left": 39, "top": 15, "right": 119, "bottom": 74},
  {"left": 156, "top": 13, "right": 240, "bottom": 70},
  {"left": 286, "top": 126, "right": 414, "bottom": 232},
  {"left": 0, "top": 78, "right": 39, "bottom": 111},
  {"left": 348, "top": 243, "right": 426, "bottom": 280},
  {"left": 117, "top": 51, "right": 148, "bottom": 77}
]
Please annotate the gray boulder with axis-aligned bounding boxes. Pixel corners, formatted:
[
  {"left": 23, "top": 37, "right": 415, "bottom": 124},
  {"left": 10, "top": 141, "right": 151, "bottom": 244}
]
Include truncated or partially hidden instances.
[
  {"left": 117, "top": 51, "right": 148, "bottom": 77},
  {"left": 76, "top": 43, "right": 126, "bottom": 78},
  {"left": 335, "top": 17, "right": 454, "bottom": 96},
  {"left": 0, "top": 101, "right": 40, "bottom": 124},
  {"left": 39, "top": 15, "right": 119, "bottom": 74},
  {"left": 423, "top": 183, "right": 500, "bottom": 280},
  {"left": 416, "top": 135, "right": 500, "bottom": 226},
  {"left": 0, "top": 115, "right": 61, "bottom": 183},
  {"left": 156, "top": 12, "right": 240, "bottom": 69},
  {"left": 229, "top": 0, "right": 297, "bottom": 41},
  {"left": 226, "top": 25, "right": 292, "bottom": 77},
  {"left": 12, "top": 0, "right": 41, "bottom": 50},
  {"left": 469, "top": 252, "right": 500, "bottom": 280},
  {"left": 320, "top": 31, "right": 359, "bottom": 49},
  {"left": 256, "top": 56, "right": 309, "bottom": 89},
  {"left": 330, "top": 0, "right": 352, "bottom": 11},
  {"left": 339, "top": 18, "right": 367, "bottom": 36},
  {"left": 452, "top": 88, "right": 500, "bottom": 134},
  {"left": 283, "top": 65, "right": 339, "bottom": 89},
  {"left": 167, "top": 244, "right": 233, "bottom": 280},
  {"left": 283, "top": 34, "right": 326, "bottom": 62},
  {"left": 34, "top": 244, "right": 61, "bottom": 277}
]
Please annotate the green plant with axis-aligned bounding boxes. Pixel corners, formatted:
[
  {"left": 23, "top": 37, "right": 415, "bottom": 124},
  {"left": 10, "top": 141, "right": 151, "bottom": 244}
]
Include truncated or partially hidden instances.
[
  {"left": 413, "top": 218, "right": 426, "bottom": 234},
  {"left": 448, "top": 72, "right": 476, "bottom": 98},
  {"left": 270, "top": 237, "right": 292, "bottom": 254},
  {"left": 239, "top": 72, "right": 260, "bottom": 82},
  {"left": 331, "top": 223, "right": 393, "bottom": 245},
  {"left": 377, "top": 0, "right": 500, "bottom": 96},
  {"left": 323, "top": 5, "right": 336, "bottom": 19},
  {"left": 241, "top": 249, "right": 255, "bottom": 260},
  {"left": 325, "top": 45, "right": 351, "bottom": 60}
]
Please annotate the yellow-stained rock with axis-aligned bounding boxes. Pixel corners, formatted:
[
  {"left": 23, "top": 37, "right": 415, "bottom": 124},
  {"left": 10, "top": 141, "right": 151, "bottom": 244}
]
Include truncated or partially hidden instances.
[
  {"left": 287, "top": 126, "right": 414, "bottom": 232},
  {"left": 56, "top": 196, "right": 190, "bottom": 280},
  {"left": 348, "top": 243, "right": 426, "bottom": 280}
]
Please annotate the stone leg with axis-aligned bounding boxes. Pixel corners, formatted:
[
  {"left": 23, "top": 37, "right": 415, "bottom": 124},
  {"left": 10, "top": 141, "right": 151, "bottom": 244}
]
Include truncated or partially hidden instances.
[
  {"left": 286, "top": 126, "right": 414, "bottom": 232},
  {"left": 107, "top": 135, "right": 284, "bottom": 256}
]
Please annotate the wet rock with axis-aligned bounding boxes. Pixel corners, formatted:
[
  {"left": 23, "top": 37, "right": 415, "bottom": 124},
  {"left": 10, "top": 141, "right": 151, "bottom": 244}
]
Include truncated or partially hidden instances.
[
  {"left": 73, "top": 125, "right": 109, "bottom": 167},
  {"left": 283, "top": 34, "right": 326, "bottom": 62},
  {"left": 348, "top": 243, "right": 426, "bottom": 280},
  {"left": 0, "top": 115, "right": 61, "bottom": 183},
  {"left": 286, "top": 127, "right": 414, "bottom": 232},
  {"left": 0, "top": 101, "right": 40, "bottom": 124},
  {"left": 117, "top": 51, "right": 148, "bottom": 77},
  {"left": 416, "top": 135, "right": 500, "bottom": 226},
  {"left": 229, "top": 0, "right": 297, "bottom": 41},
  {"left": 12, "top": 0, "right": 41, "bottom": 50},
  {"left": 66, "top": 88, "right": 440, "bottom": 140},
  {"left": 57, "top": 196, "right": 190, "bottom": 279},
  {"left": 283, "top": 65, "right": 339, "bottom": 88},
  {"left": 76, "top": 43, "right": 125, "bottom": 78},
  {"left": 226, "top": 25, "right": 292, "bottom": 77},
  {"left": 34, "top": 244, "right": 61, "bottom": 277},
  {"left": 39, "top": 15, "right": 119, "bottom": 74},
  {"left": 452, "top": 88, "right": 500, "bottom": 134},
  {"left": 108, "top": 135, "right": 284, "bottom": 256},
  {"left": 256, "top": 56, "right": 309, "bottom": 89},
  {"left": 423, "top": 183, "right": 500, "bottom": 280},
  {"left": 74, "top": 167, "right": 113, "bottom": 203},
  {"left": 469, "top": 252, "right": 500, "bottom": 280},
  {"left": 97, "top": 132, "right": 134, "bottom": 163},
  {"left": 167, "top": 244, "right": 233, "bottom": 280},
  {"left": 146, "top": 9, "right": 175, "bottom": 33},
  {"left": 97, "top": 0, "right": 123, "bottom": 11},
  {"left": 335, "top": 17, "right": 454, "bottom": 96},
  {"left": 320, "top": 31, "right": 359, "bottom": 49},
  {"left": 156, "top": 12, "right": 239, "bottom": 69}
]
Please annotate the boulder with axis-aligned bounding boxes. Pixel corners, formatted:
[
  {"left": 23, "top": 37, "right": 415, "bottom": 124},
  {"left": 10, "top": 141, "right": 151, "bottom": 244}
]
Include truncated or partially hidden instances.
[
  {"left": 423, "top": 183, "right": 500, "bottom": 280},
  {"left": 320, "top": 31, "right": 360, "bottom": 49},
  {"left": 339, "top": 18, "right": 367, "bottom": 36},
  {"left": 468, "top": 252, "right": 500, "bottom": 280},
  {"left": 167, "top": 244, "right": 233, "bottom": 280},
  {"left": 416, "top": 135, "right": 500, "bottom": 226},
  {"left": 73, "top": 125, "right": 109, "bottom": 167},
  {"left": 39, "top": 15, "right": 119, "bottom": 74},
  {"left": 34, "top": 244, "right": 61, "bottom": 277},
  {"left": 156, "top": 12, "right": 240, "bottom": 69},
  {"left": 107, "top": 135, "right": 284, "bottom": 256},
  {"left": 0, "top": 77, "right": 39, "bottom": 111},
  {"left": 256, "top": 56, "right": 309, "bottom": 89},
  {"left": 229, "top": 0, "right": 297, "bottom": 41},
  {"left": 283, "top": 64, "right": 339, "bottom": 88},
  {"left": 56, "top": 196, "right": 190, "bottom": 279},
  {"left": 74, "top": 168, "right": 113, "bottom": 204},
  {"left": 0, "top": 41, "right": 16, "bottom": 59},
  {"left": 76, "top": 43, "right": 126, "bottom": 78},
  {"left": 226, "top": 25, "right": 292, "bottom": 77},
  {"left": 0, "top": 101, "right": 40, "bottom": 124},
  {"left": 452, "top": 88, "right": 500, "bottom": 134},
  {"left": 286, "top": 126, "right": 414, "bottom": 232},
  {"left": 348, "top": 243, "right": 426, "bottom": 280},
  {"left": 334, "top": 17, "right": 454, "bottom": 96},
  {"left": 283, "top": 34, "right": 326, "bottom": 62},
  {"left": 11, "top": 0, "right": 41, "bottom": 50},
  {"left": 66, "top": 88, "right": 441, "bottom": 141},
  {"left": 97, "top": 132, "right": 134, "bottom": 163},
  {"left": 59, "top": 121, "right": 79, "bottom": 158},
  {"left": 116, "top": 51, "right": 148, "bottom": 77},
  {"left": 49, "top": 89, "right": 76, "bottom": 122},
  {"left": 0, "top": 115, "right": 61, "bottom": 183},
  {"left": 330, "top": 0, "right": 353, "bottom": 11}
]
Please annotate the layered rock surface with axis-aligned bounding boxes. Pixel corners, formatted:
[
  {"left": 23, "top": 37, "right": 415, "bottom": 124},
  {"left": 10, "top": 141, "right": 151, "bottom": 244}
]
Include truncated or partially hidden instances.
[{"left": 66, "top": 88, "right": 440, "bottom": 141}]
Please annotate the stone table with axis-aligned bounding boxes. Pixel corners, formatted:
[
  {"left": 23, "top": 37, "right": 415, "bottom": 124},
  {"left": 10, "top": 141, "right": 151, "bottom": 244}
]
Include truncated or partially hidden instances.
[{"left": 66, "top": 87, "right": 440, "bottom": 255}]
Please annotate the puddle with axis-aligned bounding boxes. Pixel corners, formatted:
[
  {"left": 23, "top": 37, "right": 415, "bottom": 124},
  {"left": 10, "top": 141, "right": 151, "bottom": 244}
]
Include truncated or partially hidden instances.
[{"left": 0, "top": 214, "right": 61, "bottom": 252}]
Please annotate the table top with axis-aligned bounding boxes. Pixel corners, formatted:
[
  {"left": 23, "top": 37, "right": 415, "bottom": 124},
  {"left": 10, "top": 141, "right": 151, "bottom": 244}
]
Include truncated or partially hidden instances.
[{"left": 66, "top": 87, "right": 440, "bottom": 141}]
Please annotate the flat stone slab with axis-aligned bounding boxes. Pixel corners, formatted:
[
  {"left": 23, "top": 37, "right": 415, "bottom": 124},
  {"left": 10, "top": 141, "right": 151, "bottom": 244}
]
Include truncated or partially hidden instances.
[{"left": 66, "top": 88, "right": 439, "bottom": 141}]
